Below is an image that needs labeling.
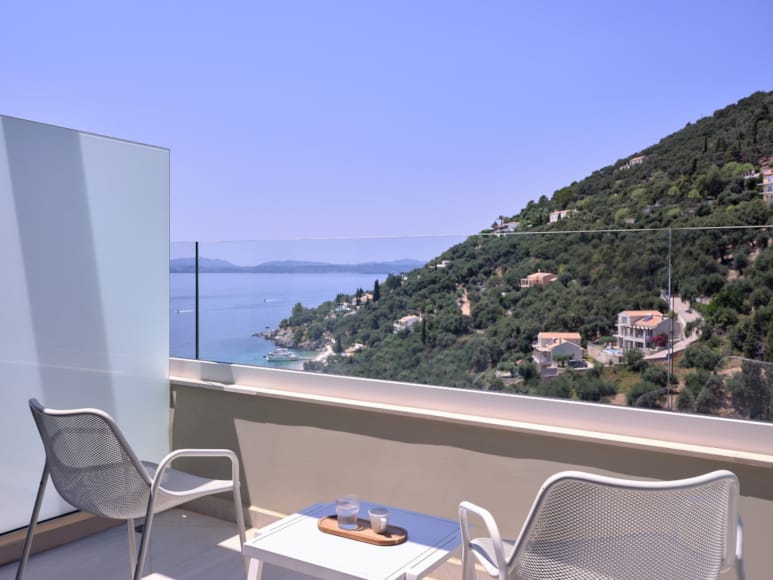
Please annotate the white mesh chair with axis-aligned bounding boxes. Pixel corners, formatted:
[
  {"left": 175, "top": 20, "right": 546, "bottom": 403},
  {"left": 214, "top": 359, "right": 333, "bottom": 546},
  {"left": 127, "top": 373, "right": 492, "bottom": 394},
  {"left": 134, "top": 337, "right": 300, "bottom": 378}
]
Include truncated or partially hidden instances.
[
  {"left": 458, "top": 470, "right": 744, "bottom": 580},
  {"left": 16, "top": 398, "right": 248, "bottom": 580}
]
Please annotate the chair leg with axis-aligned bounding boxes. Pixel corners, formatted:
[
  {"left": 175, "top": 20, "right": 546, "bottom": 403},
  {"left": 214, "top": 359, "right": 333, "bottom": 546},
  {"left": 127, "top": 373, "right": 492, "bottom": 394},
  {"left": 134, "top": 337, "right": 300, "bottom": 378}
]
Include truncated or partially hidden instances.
[
  {"left": 233, "top": 483, "right": 248, "bottom": 576},
  {"left": 15, "top": 465, "right": 49, "bottom": 580},
  {"left": 461, "top": 545, "right": 476, "bottom": 580},
  {"left": 134, "top": 497, "right": 158, "bottom": 580},
  {"left": 127, "top": 518, "right": 138, "bottom": 578}
]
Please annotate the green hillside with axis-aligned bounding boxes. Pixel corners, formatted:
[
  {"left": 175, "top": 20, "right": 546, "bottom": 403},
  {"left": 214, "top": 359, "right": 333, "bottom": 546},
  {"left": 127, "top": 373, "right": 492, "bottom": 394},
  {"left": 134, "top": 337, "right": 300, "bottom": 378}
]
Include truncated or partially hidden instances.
[{"left": 281, "top": 91, "right": 773, "bottom": 418}]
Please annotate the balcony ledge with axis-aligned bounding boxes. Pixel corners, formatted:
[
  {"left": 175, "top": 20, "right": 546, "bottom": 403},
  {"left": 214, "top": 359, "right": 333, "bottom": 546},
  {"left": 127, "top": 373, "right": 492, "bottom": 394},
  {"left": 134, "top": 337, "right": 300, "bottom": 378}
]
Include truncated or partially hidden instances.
[{"left": 170, "top": 358, "right": 773, "bottom": 469}]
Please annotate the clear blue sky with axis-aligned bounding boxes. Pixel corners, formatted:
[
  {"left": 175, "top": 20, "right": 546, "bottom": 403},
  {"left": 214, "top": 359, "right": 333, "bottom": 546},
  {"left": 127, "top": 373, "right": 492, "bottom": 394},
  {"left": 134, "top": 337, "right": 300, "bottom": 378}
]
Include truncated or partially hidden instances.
[{"left": 2, "top": 1, "right": 771, "bottom": 251}]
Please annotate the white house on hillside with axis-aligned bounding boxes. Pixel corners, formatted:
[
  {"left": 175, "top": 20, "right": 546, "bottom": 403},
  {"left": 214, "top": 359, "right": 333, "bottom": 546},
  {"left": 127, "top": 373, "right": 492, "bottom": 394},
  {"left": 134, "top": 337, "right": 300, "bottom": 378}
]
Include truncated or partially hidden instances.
[
  {"left": 393, "top": 314, "right": 421, "bottom": 333},
  {"left": 520, "top": 271, "right": 558, "bottom": 288},
  {"left": 533, "top": 332, "right": 583, "bottom": 367},
  {"left": 492, "top": 221, "right": 520, "bottom": 234},
  {"left": 762, "top": 166, "right": 773, "bottom": 204},
  {"left": 549, "top": 209, "right": 576, "bottom": 223},
  {"left": 618, "top": 154, "right": 647, "bottom": 171}
]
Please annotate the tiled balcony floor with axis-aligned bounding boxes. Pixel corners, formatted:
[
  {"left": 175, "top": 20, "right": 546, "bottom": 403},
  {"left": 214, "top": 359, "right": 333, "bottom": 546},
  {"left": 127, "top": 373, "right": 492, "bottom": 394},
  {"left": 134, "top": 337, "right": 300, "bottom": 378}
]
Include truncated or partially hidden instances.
[
  {"left": 0, "top": 509, "right": 461, "bottom": 580},
  {"left": 0, "top": 509, "right": 248, "bottom": 580}
]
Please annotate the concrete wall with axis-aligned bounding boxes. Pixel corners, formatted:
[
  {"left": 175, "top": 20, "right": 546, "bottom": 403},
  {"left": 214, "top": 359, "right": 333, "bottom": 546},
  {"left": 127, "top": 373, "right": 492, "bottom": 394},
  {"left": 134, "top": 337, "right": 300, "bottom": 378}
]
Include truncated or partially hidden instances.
[
  {"left": 171, "top": 382, "right": 770, "bottom": 579},
  {"left": 587, "top": 343, "right": 622, "bottom": 365}
]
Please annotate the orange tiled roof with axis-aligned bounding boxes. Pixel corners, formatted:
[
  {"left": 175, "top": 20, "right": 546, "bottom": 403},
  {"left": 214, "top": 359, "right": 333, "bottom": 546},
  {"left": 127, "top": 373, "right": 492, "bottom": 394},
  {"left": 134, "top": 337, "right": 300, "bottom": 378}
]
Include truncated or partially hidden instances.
[
  {"left": 620, "top": 310, "right": 666, "bottom": 328},
  {"left": 538, "top": 332, "right": 581, "bottom": 340}
]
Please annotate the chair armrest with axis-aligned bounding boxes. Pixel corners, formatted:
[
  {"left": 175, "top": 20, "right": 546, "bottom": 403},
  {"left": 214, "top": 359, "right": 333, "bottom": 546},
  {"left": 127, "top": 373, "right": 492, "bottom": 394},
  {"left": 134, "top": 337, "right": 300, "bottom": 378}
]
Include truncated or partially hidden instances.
[
  {"left": 458, "top": 500, "right": 508, "bottom": 574},
  {"left": 150, "top": 448, "right": 241, "bottom": 495}
]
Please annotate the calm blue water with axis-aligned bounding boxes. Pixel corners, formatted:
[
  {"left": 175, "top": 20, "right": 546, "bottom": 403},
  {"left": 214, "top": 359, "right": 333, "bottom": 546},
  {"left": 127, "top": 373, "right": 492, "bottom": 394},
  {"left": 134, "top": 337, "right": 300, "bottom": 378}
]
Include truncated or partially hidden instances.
[{"left": 170, "top": 272, "right": 385, "bottom": 366}]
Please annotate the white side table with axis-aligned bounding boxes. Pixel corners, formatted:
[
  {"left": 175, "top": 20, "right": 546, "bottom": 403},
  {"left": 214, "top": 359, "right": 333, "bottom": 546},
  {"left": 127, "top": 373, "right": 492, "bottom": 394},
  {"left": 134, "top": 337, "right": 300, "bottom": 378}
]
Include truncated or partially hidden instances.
[{"left": 244, "top": 501, "right": 461, "bottom": 580}]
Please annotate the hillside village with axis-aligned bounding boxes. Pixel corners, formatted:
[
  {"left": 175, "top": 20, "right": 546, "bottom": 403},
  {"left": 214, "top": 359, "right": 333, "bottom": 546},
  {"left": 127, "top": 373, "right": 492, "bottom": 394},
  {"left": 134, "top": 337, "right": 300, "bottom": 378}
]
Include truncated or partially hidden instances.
[{"left": 273, "top": 91, "right": 773, "bottom": 420}]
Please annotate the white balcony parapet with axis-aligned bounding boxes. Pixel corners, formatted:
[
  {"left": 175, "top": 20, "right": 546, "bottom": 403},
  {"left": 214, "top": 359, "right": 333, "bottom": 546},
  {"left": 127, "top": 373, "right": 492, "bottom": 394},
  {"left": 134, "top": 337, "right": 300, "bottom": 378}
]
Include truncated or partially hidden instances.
[{"left": 171, "top": 358, "right": 773, "bottom": 469}]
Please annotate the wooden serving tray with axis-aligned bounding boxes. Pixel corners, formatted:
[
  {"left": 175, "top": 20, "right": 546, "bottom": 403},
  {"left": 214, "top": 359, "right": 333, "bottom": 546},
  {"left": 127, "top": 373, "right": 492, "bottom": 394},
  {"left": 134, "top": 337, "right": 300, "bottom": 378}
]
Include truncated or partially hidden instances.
[{"left": 317, "top": 515, "right": 408, "bottom": 546}]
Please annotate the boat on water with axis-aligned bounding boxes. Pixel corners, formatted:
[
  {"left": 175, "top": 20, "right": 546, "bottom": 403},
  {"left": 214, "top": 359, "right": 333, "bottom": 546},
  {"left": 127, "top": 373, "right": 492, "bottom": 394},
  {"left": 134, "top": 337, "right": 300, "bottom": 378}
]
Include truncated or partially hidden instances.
[{"left": 264, "top": 348, "right": 300, "bottom": 362}]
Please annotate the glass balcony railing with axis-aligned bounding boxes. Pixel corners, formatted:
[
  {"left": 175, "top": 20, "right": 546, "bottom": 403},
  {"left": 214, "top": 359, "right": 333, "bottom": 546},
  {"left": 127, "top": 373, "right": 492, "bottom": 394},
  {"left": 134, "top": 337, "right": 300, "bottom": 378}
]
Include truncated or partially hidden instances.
[
  {"left": 171, "top": 225, "right": 773, "bottom": 423},
  {"left": 170, "top": 236, "right": 466, "bottom": 364}
]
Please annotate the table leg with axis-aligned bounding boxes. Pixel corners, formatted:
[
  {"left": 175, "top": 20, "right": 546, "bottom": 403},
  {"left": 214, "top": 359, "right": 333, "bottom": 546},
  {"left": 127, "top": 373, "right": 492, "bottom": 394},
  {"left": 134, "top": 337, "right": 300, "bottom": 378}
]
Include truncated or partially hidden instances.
[{"left": 246, "top": 557, "right": 264, "bottom": 580}]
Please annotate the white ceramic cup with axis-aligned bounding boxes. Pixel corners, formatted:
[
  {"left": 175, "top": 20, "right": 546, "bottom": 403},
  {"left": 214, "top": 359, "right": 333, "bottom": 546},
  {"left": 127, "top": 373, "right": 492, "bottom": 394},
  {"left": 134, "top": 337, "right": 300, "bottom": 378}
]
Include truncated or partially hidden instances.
[{"left": 368, "top": 507, "right": 389, "bottom": 533}]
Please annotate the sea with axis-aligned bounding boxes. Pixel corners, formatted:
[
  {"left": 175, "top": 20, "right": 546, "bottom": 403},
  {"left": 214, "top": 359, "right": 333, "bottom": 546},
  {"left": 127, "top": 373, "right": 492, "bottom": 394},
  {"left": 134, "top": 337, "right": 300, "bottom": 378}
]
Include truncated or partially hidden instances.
[{"left": 170, "top": 272, "right": 387, "bottom": 368}]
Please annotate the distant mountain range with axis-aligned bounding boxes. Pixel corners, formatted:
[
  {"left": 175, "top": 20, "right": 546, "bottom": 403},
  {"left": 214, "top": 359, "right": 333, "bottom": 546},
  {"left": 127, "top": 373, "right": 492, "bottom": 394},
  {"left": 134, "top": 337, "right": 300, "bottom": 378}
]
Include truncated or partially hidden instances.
[{"left": 170, "top": 257, "right": 425, "bottom": 274}]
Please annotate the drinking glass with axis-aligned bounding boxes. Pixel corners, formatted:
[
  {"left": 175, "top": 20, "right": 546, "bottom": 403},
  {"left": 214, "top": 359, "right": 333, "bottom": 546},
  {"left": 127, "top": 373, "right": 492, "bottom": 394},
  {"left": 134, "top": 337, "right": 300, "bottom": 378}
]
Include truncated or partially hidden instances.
[{"left": 335, "top": 494, "right": 360, "bottom": 530}]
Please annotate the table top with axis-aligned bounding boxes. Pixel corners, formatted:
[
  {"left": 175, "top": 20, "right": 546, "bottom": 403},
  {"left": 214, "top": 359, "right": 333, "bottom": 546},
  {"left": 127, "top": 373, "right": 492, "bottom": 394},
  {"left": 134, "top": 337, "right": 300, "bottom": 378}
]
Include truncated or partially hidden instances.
[{"left": 244, "top": 501, "right": 461, "bottom": 580}]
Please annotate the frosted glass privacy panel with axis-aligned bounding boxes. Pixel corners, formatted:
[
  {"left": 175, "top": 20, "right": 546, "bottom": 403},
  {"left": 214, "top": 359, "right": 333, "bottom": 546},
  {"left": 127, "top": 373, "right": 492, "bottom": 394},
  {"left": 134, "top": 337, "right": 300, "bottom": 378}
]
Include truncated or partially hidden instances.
[{"left": 0, "top": 116, "right": 169, "bottom": 532}]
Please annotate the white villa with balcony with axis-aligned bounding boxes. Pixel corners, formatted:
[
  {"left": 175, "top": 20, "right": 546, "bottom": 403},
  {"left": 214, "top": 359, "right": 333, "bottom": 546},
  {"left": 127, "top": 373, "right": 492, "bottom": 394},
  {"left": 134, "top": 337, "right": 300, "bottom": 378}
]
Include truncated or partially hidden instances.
[{"left": 615, "top": 309, "right": 673, "bottom": 351}]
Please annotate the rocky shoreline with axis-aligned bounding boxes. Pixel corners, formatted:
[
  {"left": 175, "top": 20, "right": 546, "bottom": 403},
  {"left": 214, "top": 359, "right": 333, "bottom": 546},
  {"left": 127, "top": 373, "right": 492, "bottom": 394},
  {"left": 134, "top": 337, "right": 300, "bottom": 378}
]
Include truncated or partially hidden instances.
[{"left": 255, "top": 327, "right": 329, "bottom": 351}]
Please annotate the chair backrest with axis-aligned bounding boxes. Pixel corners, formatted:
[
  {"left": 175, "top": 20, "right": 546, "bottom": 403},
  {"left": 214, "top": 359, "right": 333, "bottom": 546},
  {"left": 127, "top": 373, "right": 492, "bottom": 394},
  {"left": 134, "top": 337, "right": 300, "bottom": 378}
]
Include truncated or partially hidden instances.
[
  {"left": 29, "top": 398, "right": 153, "bottom": 520},
  {"left": 511, "top": 470, "right": 739, "bottom": 580}
]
